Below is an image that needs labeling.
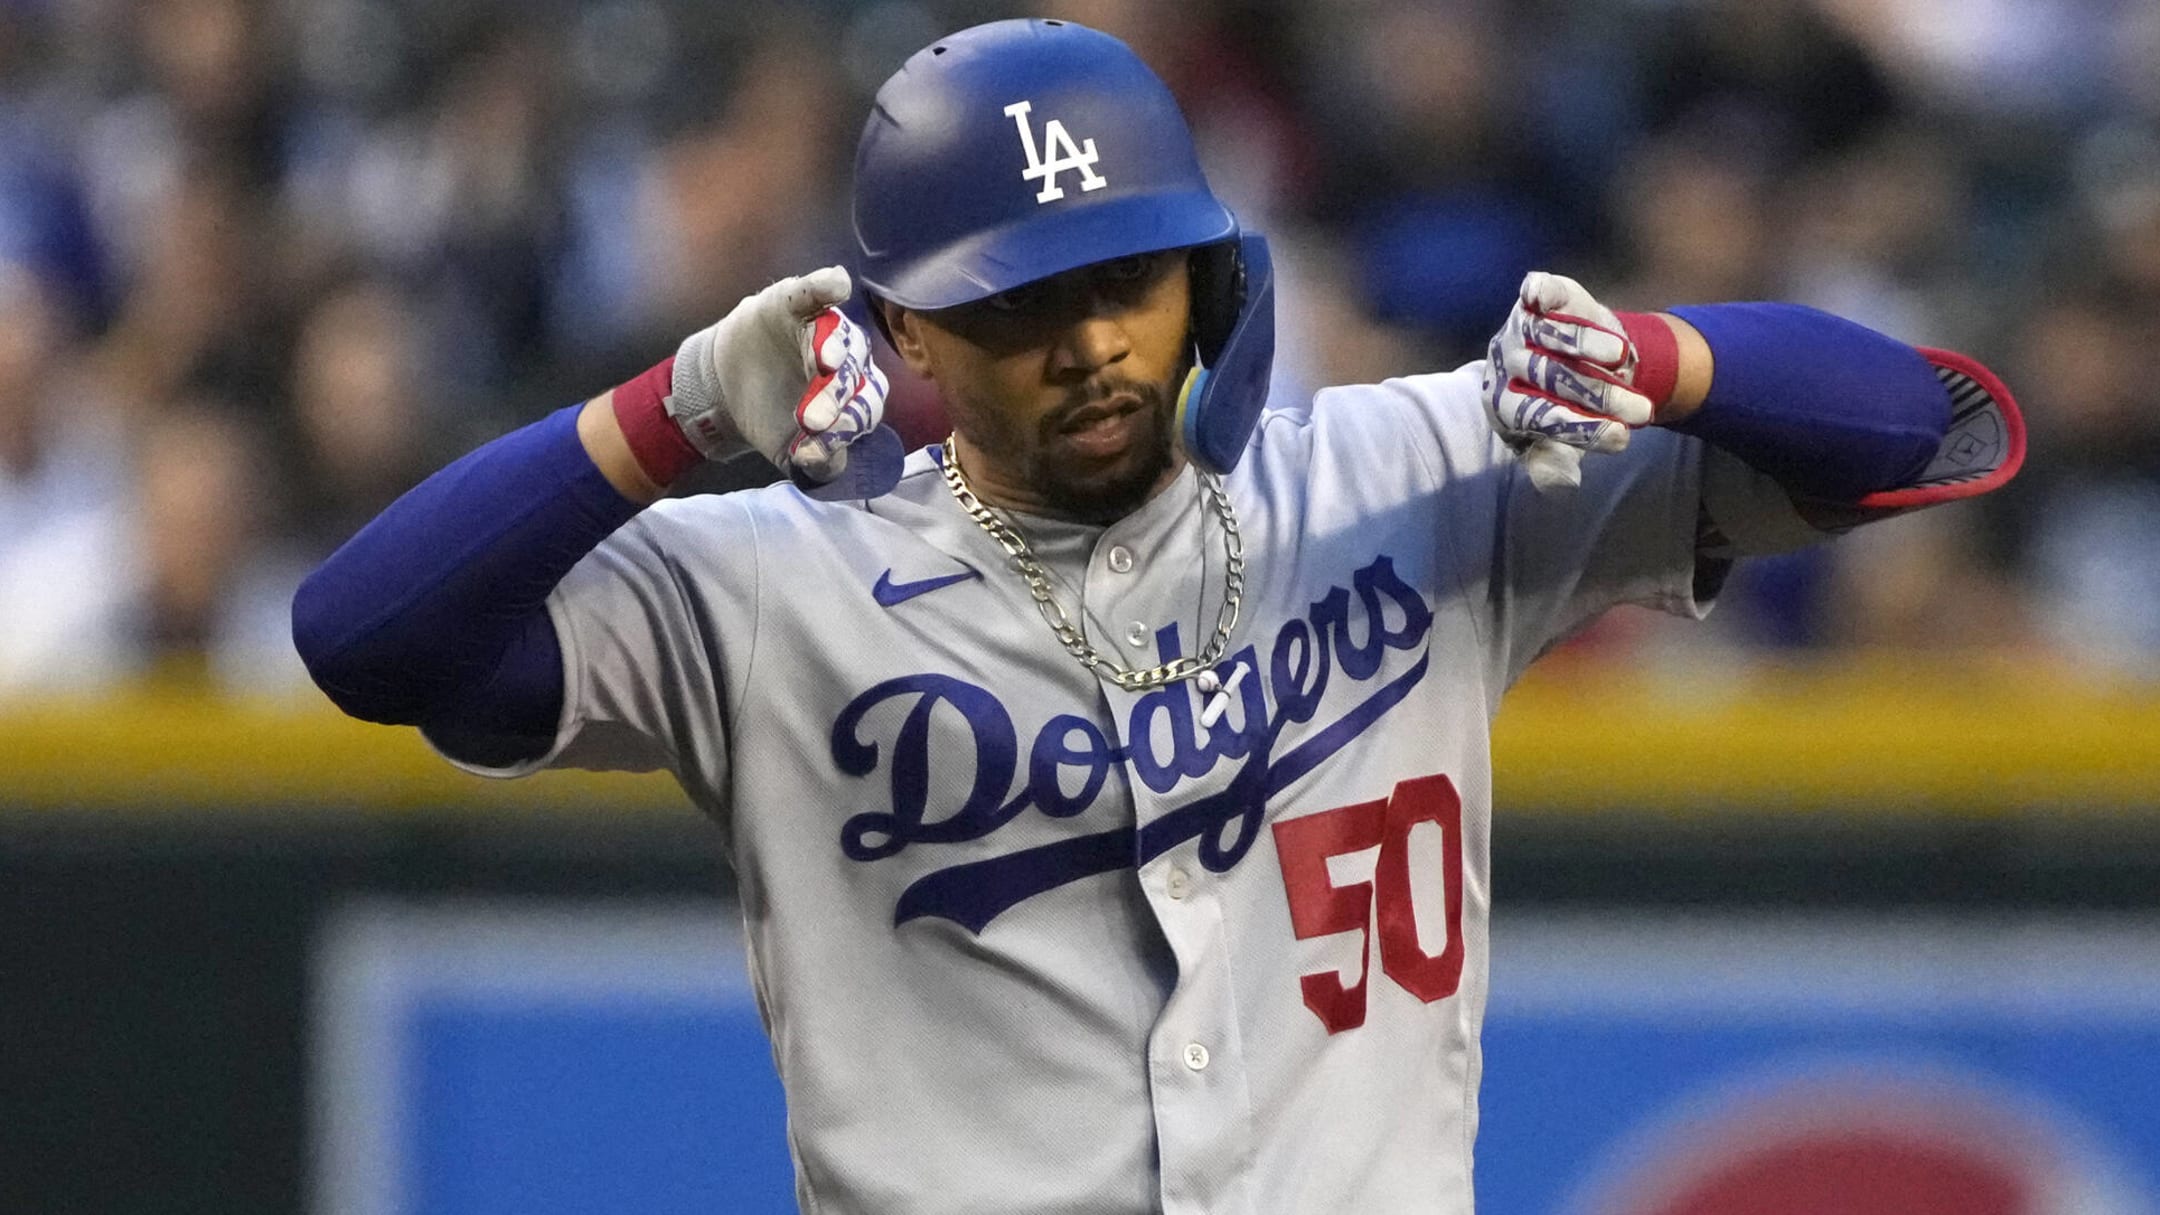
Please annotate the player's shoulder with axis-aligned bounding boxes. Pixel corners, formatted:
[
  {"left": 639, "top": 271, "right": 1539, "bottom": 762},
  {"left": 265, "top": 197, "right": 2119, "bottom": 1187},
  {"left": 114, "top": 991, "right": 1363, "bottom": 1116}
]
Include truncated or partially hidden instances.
[
  {"left": 649, "top": 443, "right": 956, "bottom": 539},
  {"left": 600, "top": 455, "right": 953, "bottom": 590},
  {"left": 1252, "top": 361, "right": 1498, "bottom": 470},
  {"left": 1314, "top": 362, "right": 1485, "bottom": 423}
]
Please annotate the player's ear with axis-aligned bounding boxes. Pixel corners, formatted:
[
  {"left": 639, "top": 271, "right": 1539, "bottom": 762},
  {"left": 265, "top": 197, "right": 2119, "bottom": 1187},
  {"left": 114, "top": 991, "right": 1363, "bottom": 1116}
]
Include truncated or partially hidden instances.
[{"left": 879, "top": 302, "right": 935, "bottom": 379}]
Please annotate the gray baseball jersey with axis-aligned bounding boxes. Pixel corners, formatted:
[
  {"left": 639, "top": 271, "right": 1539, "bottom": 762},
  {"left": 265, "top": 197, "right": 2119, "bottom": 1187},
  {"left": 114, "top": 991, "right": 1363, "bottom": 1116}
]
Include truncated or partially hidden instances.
[{"left": 444, "top": 364, "right": 1791, "bottom": 1214}]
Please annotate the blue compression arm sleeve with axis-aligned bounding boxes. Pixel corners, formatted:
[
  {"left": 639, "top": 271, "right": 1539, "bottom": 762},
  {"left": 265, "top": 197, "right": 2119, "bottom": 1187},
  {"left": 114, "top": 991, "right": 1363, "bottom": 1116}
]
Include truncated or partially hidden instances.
[
  {"left": 1665, "top": 303, "right": 1949, "bottom": 500},
  {"left": 290, "top": 404, "right": 643, "bottom": 761}
]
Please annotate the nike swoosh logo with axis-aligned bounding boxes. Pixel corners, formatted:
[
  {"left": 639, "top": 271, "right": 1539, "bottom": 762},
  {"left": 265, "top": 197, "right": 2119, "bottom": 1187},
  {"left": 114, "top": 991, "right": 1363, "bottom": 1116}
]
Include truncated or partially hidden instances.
[{"left": 873, "top": 567, "right": 981, "bottom": 607}]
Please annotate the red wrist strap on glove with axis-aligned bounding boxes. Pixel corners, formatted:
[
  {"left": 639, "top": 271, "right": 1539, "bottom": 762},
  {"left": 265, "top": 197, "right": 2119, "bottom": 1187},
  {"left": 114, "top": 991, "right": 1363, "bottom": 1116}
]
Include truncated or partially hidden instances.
[
  {"left": 1616, "top": 311, "right": 1681, "bottom": 419},
  {"left": 610, "top": 356, "right": 703, "bottom": 487}
]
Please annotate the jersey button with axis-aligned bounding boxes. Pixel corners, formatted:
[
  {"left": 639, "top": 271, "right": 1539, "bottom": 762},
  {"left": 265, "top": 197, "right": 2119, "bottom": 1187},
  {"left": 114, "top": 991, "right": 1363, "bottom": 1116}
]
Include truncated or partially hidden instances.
[
  {"left": 1183, "top": 1042, "right": 1210, "bottom": 1072},
  {"left": 1166, "top": 868, "right": 1191, "bottom": 899},
  {"left": 1124, "top": 622, "right": 1149, "bottom": 649},
  {"left": 1107, "top": 545, "right": 1134, "bottom": 573}
]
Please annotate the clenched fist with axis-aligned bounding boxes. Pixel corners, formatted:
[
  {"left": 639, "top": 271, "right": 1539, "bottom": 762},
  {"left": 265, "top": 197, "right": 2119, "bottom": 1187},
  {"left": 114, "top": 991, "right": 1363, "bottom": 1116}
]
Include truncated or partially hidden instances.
[
  {"left": 666, "top": 266, "right": 890, "bottom": 481},
  {"left": 1480, "top": 271, "right": 1664, "bottom": 493}
]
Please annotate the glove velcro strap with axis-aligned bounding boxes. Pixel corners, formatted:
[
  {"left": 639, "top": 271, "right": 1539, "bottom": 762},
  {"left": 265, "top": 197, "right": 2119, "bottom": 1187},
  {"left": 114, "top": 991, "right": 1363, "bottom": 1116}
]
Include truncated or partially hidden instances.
[{"left": 610, "top": 356, "right": 703, "bottom": 487}]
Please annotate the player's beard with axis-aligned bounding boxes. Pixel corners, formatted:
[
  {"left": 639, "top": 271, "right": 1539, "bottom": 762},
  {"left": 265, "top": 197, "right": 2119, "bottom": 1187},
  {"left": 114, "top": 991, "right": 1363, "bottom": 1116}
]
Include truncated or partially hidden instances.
[
  {"left": 957, "top": 356, "right": 1189, "bottom": 525},
  {"left": 1037, "top": 371, "right": 1182, "bottom": 521}
]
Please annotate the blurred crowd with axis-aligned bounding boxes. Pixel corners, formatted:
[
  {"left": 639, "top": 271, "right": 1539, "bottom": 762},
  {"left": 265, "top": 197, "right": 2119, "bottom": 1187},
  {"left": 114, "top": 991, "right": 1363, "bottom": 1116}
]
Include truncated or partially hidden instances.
[{"left": 0, "top": 0, "right": 2156, "bottom": 699}]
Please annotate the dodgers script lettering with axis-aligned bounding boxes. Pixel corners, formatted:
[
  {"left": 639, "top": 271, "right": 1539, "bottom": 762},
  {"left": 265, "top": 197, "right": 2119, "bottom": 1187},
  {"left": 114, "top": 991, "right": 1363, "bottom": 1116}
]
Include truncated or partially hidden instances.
[{"left": 830, "top": 554, "right": 1434, "bottom": 932}]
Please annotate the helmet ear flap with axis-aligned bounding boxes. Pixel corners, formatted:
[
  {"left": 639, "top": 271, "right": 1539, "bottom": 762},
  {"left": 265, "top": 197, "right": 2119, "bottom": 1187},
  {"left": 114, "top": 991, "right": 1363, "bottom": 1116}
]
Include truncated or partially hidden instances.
[
  {"left": 1187, "top": 238, "right": 1244, "bottom": 367},
  {"left": 1177, "top": 232, "right": 1275, "bottom": 475}
]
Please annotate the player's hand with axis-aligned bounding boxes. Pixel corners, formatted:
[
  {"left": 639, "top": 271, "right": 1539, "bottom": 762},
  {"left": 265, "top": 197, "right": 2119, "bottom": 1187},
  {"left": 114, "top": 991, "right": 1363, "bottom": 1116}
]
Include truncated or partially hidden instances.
[
  {"left": 669, "top": 266, "right": 890, "bottom": 481},
  {"left": 1480, "top": 271, "right": 1655, "bottom": 493}
]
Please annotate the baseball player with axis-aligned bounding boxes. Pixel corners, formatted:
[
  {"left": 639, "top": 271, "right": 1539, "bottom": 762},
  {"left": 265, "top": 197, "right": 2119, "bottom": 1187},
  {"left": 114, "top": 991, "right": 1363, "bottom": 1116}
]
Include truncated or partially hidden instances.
[{"left": 293, "top": 20, "right": 2023, "bottom": 1215}]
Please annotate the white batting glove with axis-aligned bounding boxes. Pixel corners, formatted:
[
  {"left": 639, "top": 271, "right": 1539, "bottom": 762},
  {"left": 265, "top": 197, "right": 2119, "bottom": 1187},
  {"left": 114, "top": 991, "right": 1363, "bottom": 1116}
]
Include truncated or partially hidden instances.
[
  {"left": 1480, "top": 271, "right": 1656, "bottom": 493},
  {"left": 668, "top": 266, "right": 889, "bottom": 480}
]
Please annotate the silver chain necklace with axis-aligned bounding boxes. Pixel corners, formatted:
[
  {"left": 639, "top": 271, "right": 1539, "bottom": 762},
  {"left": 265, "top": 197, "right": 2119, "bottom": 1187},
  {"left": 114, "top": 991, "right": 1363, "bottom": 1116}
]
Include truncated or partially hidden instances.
[{"left": 939, "top": 434, "right": 1244, "bottom": 692}]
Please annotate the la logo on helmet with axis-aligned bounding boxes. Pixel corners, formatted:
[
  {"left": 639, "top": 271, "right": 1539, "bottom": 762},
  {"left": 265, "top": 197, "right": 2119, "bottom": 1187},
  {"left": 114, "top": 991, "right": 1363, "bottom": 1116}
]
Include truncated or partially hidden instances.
[{"left": 1004, "top": 100, "right": 1106, "bottom": 203}]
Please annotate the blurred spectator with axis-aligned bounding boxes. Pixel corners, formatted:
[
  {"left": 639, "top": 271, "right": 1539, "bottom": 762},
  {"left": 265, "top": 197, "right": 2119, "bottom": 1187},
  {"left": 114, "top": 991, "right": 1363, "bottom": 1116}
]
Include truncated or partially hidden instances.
[
  {"left": 1820, "top": 505, "right": 2027, "bottom": 652},
  {"left": 291, "top": 17, "right": 566, "bottom": 396},
  {"left": 1819, "top": 0, "right": 2120, "bottom": 119},
  {"left": 289, "top": 278, "right": 436, "bottom": 551},
  {"left": 131, "top": 404, "right": 306, "bottom": 693},
  {"left": 0, "top": 266, "right": 115, "bottom": 528},
  {"left": 1994, "top": 292, "right": 2160, "bottom": 672},
  {"left": 632, "top": 34, "right": 848, "bottom": 336},
  {"left": 93, "top": 161, "right": 287, "bottom": 417},
  {"left": 80, "top": 0, "right": 295, "bottom": 284},
  {"left": 0, "top": 398, "right": 304, "bottom": 697},
  {"left": 1642, "top": 0, "right": 1898, "bottom": 161},
  {"left": 0, "top": 4, "right": 108, "bottom": 328},
  {"left": 1781, "top": 125, "right": 1971, "bottom": 344},
  {"left": 1310, "top": 2, "right": 1565, "bottom": 352},
  {"left": 0, "top": 266, "right": 127, "bottom": 692},
  {"left": 2072, "top": 125, "right": 2160, "bottom": 307},
  {"left": 1604, "top": 127, "right": 1779, "bottom": 310}
]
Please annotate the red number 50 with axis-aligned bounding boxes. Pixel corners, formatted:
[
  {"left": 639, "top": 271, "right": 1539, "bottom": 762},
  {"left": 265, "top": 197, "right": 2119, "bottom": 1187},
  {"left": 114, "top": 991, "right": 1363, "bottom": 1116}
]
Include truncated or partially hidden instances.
[{"left": 1270, "top": 773, "right": 1464, "bottom": 1034}]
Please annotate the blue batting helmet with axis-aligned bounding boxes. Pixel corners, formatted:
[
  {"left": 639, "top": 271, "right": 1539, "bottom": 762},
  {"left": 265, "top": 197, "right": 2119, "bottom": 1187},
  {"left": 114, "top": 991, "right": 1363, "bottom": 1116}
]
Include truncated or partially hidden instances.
[{"left": 851, "top": 18, "right": 1275, "bottom": 474}]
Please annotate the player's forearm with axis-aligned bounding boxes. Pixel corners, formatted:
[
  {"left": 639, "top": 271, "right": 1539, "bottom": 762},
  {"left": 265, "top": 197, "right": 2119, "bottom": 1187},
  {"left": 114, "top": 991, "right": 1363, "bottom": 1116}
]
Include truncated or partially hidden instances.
[
  {"left": 578, "top": 390, "right": 670, "bottom": 505},
  {"left": 1486, "top": 279, "right": 1956, "bottom": 500},
  {"left": 1653, "top": 303, "right": 1950, "bottom": 500}
]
